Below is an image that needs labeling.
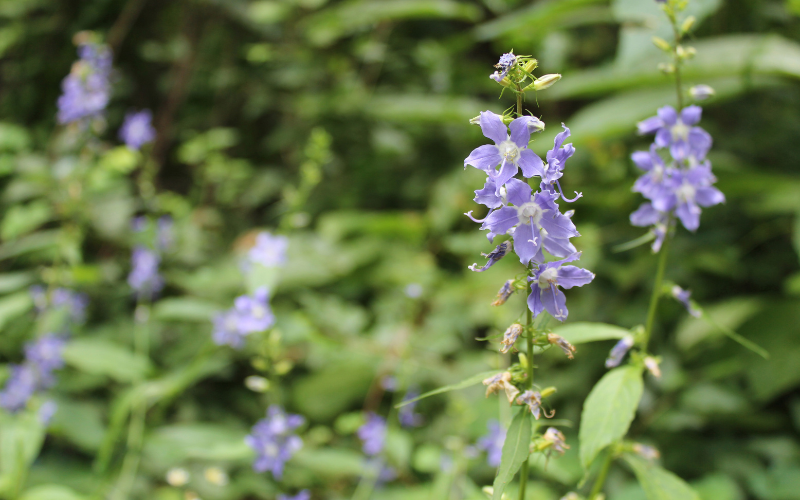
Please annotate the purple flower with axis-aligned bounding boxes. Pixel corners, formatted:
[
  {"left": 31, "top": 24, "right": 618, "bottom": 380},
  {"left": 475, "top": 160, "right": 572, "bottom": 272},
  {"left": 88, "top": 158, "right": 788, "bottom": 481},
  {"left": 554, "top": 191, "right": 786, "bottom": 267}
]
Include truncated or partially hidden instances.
[
  {"left": 629, "top": 203, "right": 670, "bottom": 252},
  {"left": 517, "top": 390, "right": 552, "bottom": 420},
  {"left": 233, "top": 287, "right": 275, "bottom": 334},
  {"left": 637, "top": 105, "right": 711, "bottom": 161},
  {"left": 492, "top": 279, "right": 516, "bottom": 306},
  {"left": 471, "top": 178, "right": 578, "bottom": 265},
  {"left": 468, "top": 241, "right": 510, "bottom": 272},
  {"left": 464, "top": 111, "right": 544, "bottom": 194},
  {"left": 119, "top": 110, "right": 156, "bottom": 150},
  {"left": 490, "top": 52, "right": 517, "bottom": 82},
  {"left": 671, "top": 285, "right": 701, "bottom": 318},
  {"left": 527, "top": 252, "right": 594, "bottom": 321},
  {"left": 398, "top": 391, "right": 423, "bottom": 428},
  {"left": 605, "top": 335, "right": 634, "bottom": 368},
  {"left": 690, "top": 85, "right": 715, "bottom": 101},
  {"left": 358, "top": 413, "right": 387, "bottom": 456},
  {"left": 31, "top": 287, "right": 88, "bottom": 327},
  {"left": 128, "top": 246, "right": 164, "bottom": 299},
  {"left": 245, "top": 405, "right": 304, "bottom": 479},
  {"left": 24, "top": 334, "right": 67, "bottom": 386},
  {"left": 157, "top": 216, "right": 173, "bottom": 251},
  {"left": 0, "top": 365, "right": 37, "bottom": 412},
  {"left": 477, "top": 420, "right": 506, "bottom": 467},
  {"left": 249, "top": 232, "right": 288, "bottom": 267},
  {"left": 212, "top": 309, "right": 246, "bottom": 349},
  {"left": 672, "top": 163, "right": 725, "bottom": 232},
  {"left": 57, "top": 42, "right": 112, "bottom": 125},
  {"left": 541, "top": 125, "right": 577, "bottom": 192},
  {"left": 631, "top": 145, "right": 681, "bottom": 211},
  {"left": 278, "top": 491, "right": 311, "bottom": 500},
  {"left": 38, "top": 400, "right": 58, "bottom": 425}
]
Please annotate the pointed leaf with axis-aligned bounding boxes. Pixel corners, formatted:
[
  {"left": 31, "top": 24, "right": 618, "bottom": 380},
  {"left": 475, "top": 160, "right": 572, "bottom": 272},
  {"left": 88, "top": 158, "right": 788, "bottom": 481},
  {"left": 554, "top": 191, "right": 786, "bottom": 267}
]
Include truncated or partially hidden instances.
[
  {"left": 579, "top": 366, "right": 643, "bottom": 468},
  {"left": 623, "top": 454, "right": 701, "bottom": 500},
  {"left": 395, "top": 370, "right": 500, "bottom": 408},
  {"left": 552, "top": 322, "right": 630, "bottom": 345},
  {"left": 492, "top": 408, "right": 532, "bottom": 500}
]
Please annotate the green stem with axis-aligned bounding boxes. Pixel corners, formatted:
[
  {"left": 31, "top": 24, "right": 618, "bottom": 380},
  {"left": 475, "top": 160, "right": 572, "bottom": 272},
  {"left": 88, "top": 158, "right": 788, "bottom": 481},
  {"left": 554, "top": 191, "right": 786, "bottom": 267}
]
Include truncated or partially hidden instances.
[
  {"left": 111, "top": 303, "right": 150, "bottom": 500},
  {"left": 588, "top": 451, "right": 613, "bottom": 499},
  {"left": 670, "top": 16, "right": 684, "bottom": 110},
  {"left": 642, "top": 227, "right": 670, "bottom": 351}
]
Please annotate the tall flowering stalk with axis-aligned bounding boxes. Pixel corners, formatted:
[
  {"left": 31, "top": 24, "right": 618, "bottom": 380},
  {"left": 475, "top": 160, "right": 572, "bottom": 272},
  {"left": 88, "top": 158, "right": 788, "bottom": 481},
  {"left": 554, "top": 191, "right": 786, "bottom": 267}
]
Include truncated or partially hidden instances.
[{"left": 463, "top": 52, "right": 593, "bottom": 500}]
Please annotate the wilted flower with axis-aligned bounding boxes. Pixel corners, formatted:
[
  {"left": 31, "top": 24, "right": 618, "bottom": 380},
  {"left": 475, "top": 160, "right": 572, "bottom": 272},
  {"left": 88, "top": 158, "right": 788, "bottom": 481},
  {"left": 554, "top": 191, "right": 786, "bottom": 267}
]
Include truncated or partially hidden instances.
[
  {"left": 516, "top": 390, "right": 553, "bottom": 420},
  {"left": 477, "top": 420, "right": 506, "bottom": 467},
  {"left": 233, "top": 287, "right": 275, "bottom": 334},
  {"left": 527, "top": 253, "right": 594, "bottom": 321},
  {"left": 689, "top": 84, "right": 714, "bottom": 100},
  {"left": 490, "top": 52, "right": 517, "bottom": 82},
  {"left": 547, "top": 333, "right": 576, "bottom": 359},
  {"left": 358, "top": 413, "right": 387, "bottom": 456},
  {"left": 542, "top": 427, "right": 569, "bottom": 454},
  {"left": 483, "top": 372, "right": 519, "bottom": 404},
  {"left": 632, "top": 443, "right": 661, "bottom": 460},
  {"left": 605, "top": 335, "right": 635, "bottom": 368},
  {"left": 128, "top": 246, "right": 164, "bottom": 299},
  {"left": 469, "top": 241, "right": 511, "bottom": 272},
  {"left": 492, "top": 279, "right": 515, "bottom": 306},
  {"left": 119, "top": 110, "right": 156, "bottom": 150},
  {"left": 245, "top": 405, "right": 304, "bottom": 479},
  {"left": 644, "top": 356, "right": 661, "bottom": 378},
  {"left": 499, "top": 323, "right": 523, "bottom": 354},
  {"left": 671, "top": 285, "right": 701, "bottom": 317}
]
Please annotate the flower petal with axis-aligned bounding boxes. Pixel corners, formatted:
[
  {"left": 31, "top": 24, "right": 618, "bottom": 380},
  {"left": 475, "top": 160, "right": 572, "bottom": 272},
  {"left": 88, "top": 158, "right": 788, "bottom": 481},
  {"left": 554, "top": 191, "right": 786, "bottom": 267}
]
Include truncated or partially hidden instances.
[
  {"left": 539, "top": 211, "right": 579, "bottom": 239},
  {"left": 482, "top": 206, "right": 519, "bottom": 236},
  {"left": 479, "top": 111, "right": 507, "bottom": 144},
  {"left": 509, "top": 116, "right": 533, "bottom": 148},
  {"left": 541, "top": 284, "right": 568, "bottom": 321},
  {"left": 517, "top": 149, "right": 544, "bottom": 178},
  {"left": 657, "top": 105, "right": 677, "bottom": 125},
  {"left": 557, "top": 265, "right": 595, "bottom": 289},
  {"left": 695, "top": 186, "right": 725, "bottom": 207},
  {"left": 630, "top": 203, "right": 660, "bottom": 227},
  {"left": 543, "top": 235, "right": 577, "bottom": 258},
  {"left": 527, "top": 284, "right": 545, "bottom": 318},
  {"left": 512, "top": 221, "right": 541, "bottom": 265},
  {"left": 493, "top": 159, "right": 519, "bottom": 193},
  {"left": 505, "top": 178, "right": 532, "bottom": 207},
  {"left": 637, "top": 115, "right": 663, "bottom": 135},
  {"left": 474, "top": 178, "right": 503, "bottom": 208},
  {"left": 675, "top": 202, "right": 701, "bottom": 231},
  {"left": 465, "top": 144, "right": 501, "bottom": 171},
  {"left": 680, "top": 105, "right": 702, "bottom": 125}
]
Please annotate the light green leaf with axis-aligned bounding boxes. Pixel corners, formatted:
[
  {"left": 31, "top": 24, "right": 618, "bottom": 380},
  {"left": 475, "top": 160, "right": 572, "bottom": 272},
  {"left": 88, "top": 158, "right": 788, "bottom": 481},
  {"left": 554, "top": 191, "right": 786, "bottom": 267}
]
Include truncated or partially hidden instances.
[
  {"left": 62, "top": 338, "right": 151, "bottom": 383},
  {"left": 793, "top": 210, "right": 800, "bottom": 264},
  {"left": 292, "top": 447, "right": 366, "bottom": 478},
  {"left": 19, "top": 485, "right": 87, "bottom": 500},
  {"left": 579, "top": 366, "right": 643, "bottom": 468},
  {"left": 0, "top": 229, "right": 60, "bottom": 261},
  {"left": 551, "top": 322, "right": 630, "bottom": 344},
  {"left": 0, "top": 290, "right": 32, "bottom": 330},
  {"left": 395, "top": 370, "right": 500, "bottom": 408},
  {"left": 623, "top": 454, "right": 701, "bottom": 500},
  {"left": 473, "top": 0, "right": 607, "bottom": 41},
  {"left": 152, "top": 297, "right": 225, "bottom": 321},
  {"left": 303, "top": 0, "right": 482, "bottom": 47},
  {"left": 1, "top": 201, "right": 52, "bottom": 240},
  {"left": 143, "top": 424, "right": 250, "bottom": 466},
  {"left": 492, "top": 408, "right": 532, "bottom": 500},
  {"left": 0, "top": 122, "right": 31, "bottom": 152},
  {"left": 293, "top": 356, "right": 377, "bottom": 420},
  {"left": 0, "top": 412, "right": 46, "bottom": 497},
  {"left": 97, "top": 146, "right": 139, "bottom": 173},
  {"left": 0, "top": 272, "right": 33, "bottom": 294},
  {"left": 675, "top": 297, "right": 762, "bottom": 352}
]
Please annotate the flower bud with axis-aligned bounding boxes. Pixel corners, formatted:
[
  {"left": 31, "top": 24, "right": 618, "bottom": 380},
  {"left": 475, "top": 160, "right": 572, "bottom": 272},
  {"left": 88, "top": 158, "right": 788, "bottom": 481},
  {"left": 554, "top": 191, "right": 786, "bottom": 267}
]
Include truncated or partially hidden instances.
[
  {"left": 658, "top": 63, "right": 675, "bottom": 74},
  {"left": 632, "top": 443, "right": 660, "bottom": 461},
  {"left": 245, "top": 375, "right": 270, "bottom": 392},
  {"left": 482, "top": 486, "right": 511, "bottom": 500},
  {"left": 540, "top": 386, "right": 557, "bottom": 398},
  {"left": 652, "top": 36, "right": 672, "bottom": 52},
  {"left": 681, "top": 15, "right": 696, "bottom": 34},
  {"left": 492, "top": 279, "right": 515, "bottom": 306},
  {"left": 203, "top": 467, "right": 229, "bottom": 486},
  {"left": 676, "top": 45, "right": 695, "bottom": 59},
  {"left": 541, "top": 427, "right": 569, "bottom": 454},
  {"left": 689, "top": 84, "right": 715, "bottom": 101},
  {"left": 605, "top": 335, "right": 634, "bottom": 368},
  {"left": 527, "top": 116, "right": 545, "bottom": 133},
  {"left": 166, "top": 468, "right": 190, "bottom": 486},
  {"left": 532, "top": 74, "right": 561, "bottom": 91},
  {"left": 644, "top": 356, "right": 661, "bottom": 378},
  {"left": 523, "top": 59, "right": 538, "bottom": 73}
]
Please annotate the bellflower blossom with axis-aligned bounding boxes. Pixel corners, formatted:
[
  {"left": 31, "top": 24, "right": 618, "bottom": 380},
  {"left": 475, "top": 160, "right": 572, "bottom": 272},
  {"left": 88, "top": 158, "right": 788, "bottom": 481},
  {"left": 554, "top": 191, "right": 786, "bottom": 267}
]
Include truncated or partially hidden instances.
[
  {"left": 234, "top": 287, "right": 275, "bottom": 334},
  {"left": 119, "top": 110, "right": 156, "bottom": 150},
  {"left": 358, "top": 413, "right": 387, "bottom": 456},
  {"left": 278, "top": 492, "right": 311, "bottom": 500},
  {"left": 490, "top": 52, "right": 517, "bottom": 82},
  {"left": 128, "top": 246, "right": 164, "bottom": 299},
  {"left": 57, "top": 41, "right": 112, "bottom": 125},
  {"left": 249, "top": 231, "right": 289, "bottom": 267},
  {"left": 637, "top": 105, "right": 710, "bottom": 161},
  {"left": 477, "top": 420, "right": 506, "bottom": 467},
  {"left": 464, "top": 111, "right": 544, "bottom": 195},
  {"left": 605, "top": 335, "right": 635, "bottom": 369},
  {"left": 0, "top": 334, "right": 67, "bottom": 412},
  {"left": 527, "top": 253, "right": 595, "bottom": 321},
  {"left": 245, "top": 405, "right": 304, "bottom": 479},
  {"left": 30, "top": 286, "right": 88, "bottom": 328},
  {"left": 212, "top": 310, "right": 246, "bottom": 349}
]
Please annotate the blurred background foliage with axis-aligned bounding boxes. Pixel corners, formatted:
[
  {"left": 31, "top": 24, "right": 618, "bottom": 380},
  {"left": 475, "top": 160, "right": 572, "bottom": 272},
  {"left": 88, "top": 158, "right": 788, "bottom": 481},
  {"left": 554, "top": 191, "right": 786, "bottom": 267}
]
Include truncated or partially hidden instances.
[{"left": 1, "top": 0, "right": 800, "bottom": 499}]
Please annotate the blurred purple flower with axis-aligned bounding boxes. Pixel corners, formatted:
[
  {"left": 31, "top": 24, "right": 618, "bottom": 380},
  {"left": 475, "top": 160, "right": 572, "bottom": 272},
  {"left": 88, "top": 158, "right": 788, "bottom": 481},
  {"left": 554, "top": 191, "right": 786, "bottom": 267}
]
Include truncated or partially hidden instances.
[
  {"left": 246, "top": 405, "right": 304, "bottom": 479},
  {"left": 358, "top": 413, "right": 387, "bottom": 456},
  {"left": 0, "top": 365, "right": 37, "bottom": 412},
  {"left": 278, "top": 491, "right": 310, "bottom": 500},
  {"left": 398, "top": 390, "right": 423, "bottom": 428},
  {"left": 671, "top": 285, "right": 701, "bottom": 318},
  {"left": 249, "top": 232, "right": 288, "bottom": 267},
  {"left": 477, "top": 420, "right": 506, "bottom": 467},
  {"left": 57, "top": 41, "right": 112, "bottom": 125},
  {"left": 234, "top": 287, "right": 275, "bottom": 334},
  {"left": 212, "top": 309, "right": 246, "bottom": 349},
  {"left": 119, "top": 110, "right": 156, "bottom": 150},
  {"left": 128, "top": 246, "right": 164, "bottom": 299},
  {"left": 637, "top": 105, "right": 711, "bottom": 161},
  {"left": 605, "top": 335, "right": 635, "bottom": 369}
]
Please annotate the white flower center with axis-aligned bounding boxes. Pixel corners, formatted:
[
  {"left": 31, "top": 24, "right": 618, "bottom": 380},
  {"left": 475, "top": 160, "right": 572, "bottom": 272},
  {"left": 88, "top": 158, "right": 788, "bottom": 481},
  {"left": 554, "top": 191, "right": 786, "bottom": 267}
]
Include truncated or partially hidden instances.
[
  {"left": 252, "top": 305, "right": 266, "bottom": 319},
  {"left": 538, "top": 267, "right": 559, "bottom": 288},
  {"left": 671, "top": 121, "right": 689, "bottom": 142},
  {"left": 498, "top": 140, "right": 519, "bottom": 163},
  {"left": 517, "top": 202, "right": 543, "bottom": 223},
  {"left": 676, "top": 182, "right": 696, "bottom": 203}
]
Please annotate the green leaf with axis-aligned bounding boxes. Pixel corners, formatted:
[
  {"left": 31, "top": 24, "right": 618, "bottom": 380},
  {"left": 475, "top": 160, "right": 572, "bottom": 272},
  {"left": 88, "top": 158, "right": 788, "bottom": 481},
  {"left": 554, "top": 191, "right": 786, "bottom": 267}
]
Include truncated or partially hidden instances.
[
  {"left": 303, "top": 0, "right": 482, "bottom": 47},
  {"left": 473, "top": 0, "right": 607, "bottom": 41},
  {"left": 551, "top": 322, "right": 630, "bottom": 345},
  {"left": 0, "top": 272, "right": 33, "bottom": 294},
  {"left": 623, "top": 454, "right": 701, "bottom": 500},
  {"left": 492, "top": 408, "right": 532, "bottom": 500},
  {"left": 0, "top": 412, "right": 46, "bottom": 497},
  {"left": 0, "top": 229, "right": 60, "bottom": 261},
  {"left": 1, "top": 201, "right": 52, "bottom": 240},
  {"left": 579, "top": 366, "right": 643, "bottom": 468},
  {"left": 18, "top": 485, "right": 87, "bottom": 500},
  {"left": 152, "top": 297, "right": 225, "bottom": 321},
  {"left": 675, "top": 298, "right": 762, "bottom": 352},
  {"left": 62, "top": 338, "right": 151, "bottom": 383},
  {"left": 395, "top": 370, "right": 500, "bottom": 408},
  {"left": 0, "top": 290, "right": 33, "bottom": 330},
  {"left": 292, "top": 447, "right": 366, "bottom": 478},
  {"left": 143, "top": 424, "right": 251, "bottom": 467},
  {"left": 0, "top": 122, "right": 31, "bottom": 152},
  {"left": 292, "top": 356, "right": 377, "bottom": 420},
  {"left": 97, "top": 146, "right": 139, "bottom": 173}
]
